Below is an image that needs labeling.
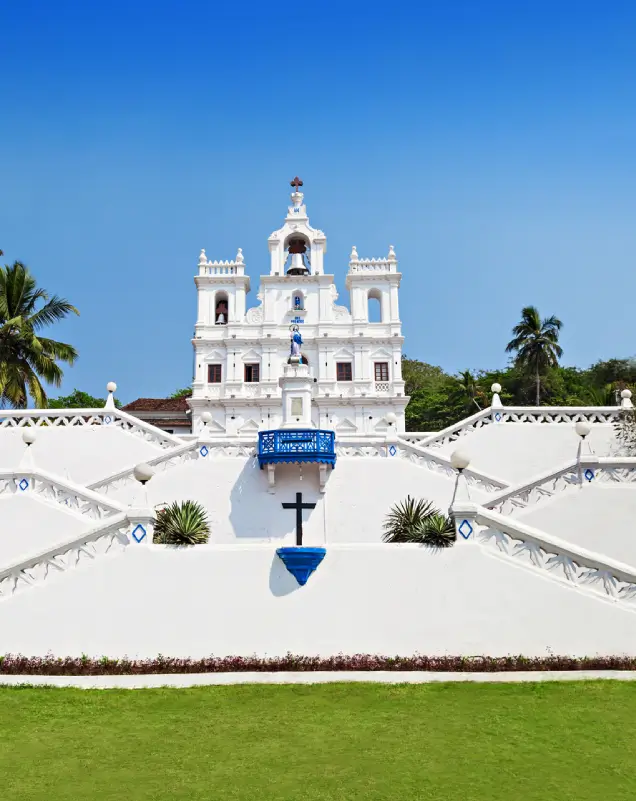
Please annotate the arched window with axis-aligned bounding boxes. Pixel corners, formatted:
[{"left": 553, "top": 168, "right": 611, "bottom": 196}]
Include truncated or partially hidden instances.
[
  {"left": 367, "top": 289, "right": 382, "bottom": 323},
  {"left": 215, "top": 292, "right": 228, "bottom": 325}
]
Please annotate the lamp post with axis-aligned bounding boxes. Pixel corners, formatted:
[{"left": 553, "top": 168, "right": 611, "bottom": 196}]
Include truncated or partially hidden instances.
[
  {"left": 575, "top": 421, "right": 592, "bottom": 483},
  {"left": 19, "top": 428, "right": 36, "bottom": 469},
  {"left": 450, "top": 449, "right": 471, "bottom": 505}
]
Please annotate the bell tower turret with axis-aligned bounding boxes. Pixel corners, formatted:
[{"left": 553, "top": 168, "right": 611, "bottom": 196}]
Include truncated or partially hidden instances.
[{"left": 268, "top": 177, "right": 327, "bottom": 276}]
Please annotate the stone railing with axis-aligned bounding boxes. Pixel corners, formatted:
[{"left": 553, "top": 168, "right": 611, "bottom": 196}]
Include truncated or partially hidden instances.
[
  {"left": 88, "top": 439, "right": 257, "bottom": 495},
  {"left": 485, "top": 457, "right": 636, "bottom": 517},
  {"left": 0, "top": 468, "right": 125, "bottom": 520},
  {"left": 0, "top": 512, "right": 153, "bottom": 599},
  {"left": 414, "top": 406, "right": 620, "bottom": 451},
  {"left": 337, "top": 439, "right": 507, "bottom": 494},
  {"left": 0, "top": 409, "right": 183, "bottom": 450},
  {"left": 451, "top": 503, "right": 636, "bottom": 608}
]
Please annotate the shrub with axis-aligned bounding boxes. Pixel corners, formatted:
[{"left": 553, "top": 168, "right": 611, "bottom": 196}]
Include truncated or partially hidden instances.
[
  {"left": 153, "top": 501, "right": 210, "bottom": 545},
  {"left": 383, "top": 495, "right": 456, "bottom": 547}
]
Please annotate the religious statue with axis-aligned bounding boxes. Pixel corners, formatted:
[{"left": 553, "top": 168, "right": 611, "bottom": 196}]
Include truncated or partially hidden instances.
[
  {"left": 290, "top": 326, "right": 303, "bottom": 362},
  {"left": 294, "top": 295, "right": 302, "bottom": 310}
]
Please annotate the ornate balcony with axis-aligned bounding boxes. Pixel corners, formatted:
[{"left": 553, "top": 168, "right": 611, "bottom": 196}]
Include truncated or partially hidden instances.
[{"left": 258, "top": 429, "right": 336, "bottom": 468}]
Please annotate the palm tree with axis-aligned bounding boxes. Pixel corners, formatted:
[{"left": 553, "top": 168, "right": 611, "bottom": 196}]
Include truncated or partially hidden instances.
[
  {"left": 382, "top": 496, "right": 456, "bottom": 548},
  {"left": 454, "top": 369, "right": 483, "bottom": 412},
  {"left": 505, "top": 306, "right": 563, "bottom": 406},
  {"left": 0, "top": 261, "right": 79, "bottom": 408}
]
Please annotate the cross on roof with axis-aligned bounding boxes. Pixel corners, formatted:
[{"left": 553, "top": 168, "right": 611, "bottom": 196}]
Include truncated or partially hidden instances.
[{"left": 290, "top": 176, "right": 303, "bottom": 191}]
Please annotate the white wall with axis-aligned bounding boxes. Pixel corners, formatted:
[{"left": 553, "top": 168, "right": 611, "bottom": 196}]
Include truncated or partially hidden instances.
[
  {"left": 438, "top": 423, "right": 616, "bottom": 484},
  {"left": 0, "top": 496, "right": 90, "bottom": 564},
  {"left": 0, "top": 428, "right": 163, "bottom": 485},
  {"left": 519, "top": 485, "right": 636, "bottom": 566},
  {"left": 1, "top": 543, "right": 634, "bottom": 658},
  {"left": 103, "top": 455, "right": 489, "bottom": 544}
]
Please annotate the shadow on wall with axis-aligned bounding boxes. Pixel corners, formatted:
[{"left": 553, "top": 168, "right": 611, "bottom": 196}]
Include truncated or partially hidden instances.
[
  {"left": 228, "top": 459, "right": 321, "bottom": 541},
  {"left": 269, "top": 553, "right": 301, "bottom": 596}
]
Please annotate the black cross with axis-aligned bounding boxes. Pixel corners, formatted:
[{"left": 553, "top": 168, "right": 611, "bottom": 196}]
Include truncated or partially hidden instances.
[
  {"left": 282, "top": 492, "right": 316, "bottom": 546},
  {"left": 290, "top": 176, "right": 303, "bottom": 191}
]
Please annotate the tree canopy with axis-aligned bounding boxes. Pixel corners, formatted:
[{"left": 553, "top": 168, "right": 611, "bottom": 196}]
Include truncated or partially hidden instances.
[{"left": 0, "top": 261, "right": 79, "bottom": 408}]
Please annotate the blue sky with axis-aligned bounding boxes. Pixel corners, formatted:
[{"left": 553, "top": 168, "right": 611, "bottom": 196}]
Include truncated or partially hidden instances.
[{"left": 2, "top": 0, "right": 636, "bottom": 402}]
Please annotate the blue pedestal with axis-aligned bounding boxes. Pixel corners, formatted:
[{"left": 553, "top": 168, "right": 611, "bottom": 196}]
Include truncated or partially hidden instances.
[{"left": 276, "top": 547, "right": 326, "bottom": 586}]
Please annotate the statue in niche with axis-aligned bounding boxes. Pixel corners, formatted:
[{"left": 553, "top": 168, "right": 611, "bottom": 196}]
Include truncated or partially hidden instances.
[
  {"left": 294, "top": 294, "right": 303, "bottom": 311},
  {"left": 215, "top": 299, "right": 228, "bottom": 325},
  {"left": 290, "top": 325, "right": 303, "bottom": 363}
]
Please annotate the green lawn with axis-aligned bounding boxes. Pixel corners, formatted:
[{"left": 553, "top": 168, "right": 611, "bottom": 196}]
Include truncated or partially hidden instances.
[{"left": 0, "top": 682, "right": 634, "bottom": 800}]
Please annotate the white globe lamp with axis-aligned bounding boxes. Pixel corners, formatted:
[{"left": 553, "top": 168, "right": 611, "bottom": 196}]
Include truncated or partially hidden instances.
[
  {"left": 106, "top": 382, "right": 117, "bottom": 393},
  {"left": 22, "top": 428, "right": 36, "bottom": 446},
  {"left": 450, "top": 450, "right": 470, "bottom": 472},
  {"left": 201, "top": 411, "right": 212, "bottom": 424},
  {"left": 491, "top": 383, "right": 502, "bottom": 394},
  {"left": 133, "top": 463, "right": 155, "bottom": 485},
  {"left": 575, "top": 421, "right": 591, "bottom": 439}
]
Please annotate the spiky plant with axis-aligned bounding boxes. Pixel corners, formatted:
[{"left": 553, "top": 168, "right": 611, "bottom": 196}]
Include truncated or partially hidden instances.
[
  {"left": 420, "top": 513, "right": 456, "bottom": 548},
  {"left": 153, "top": 501, "right": 210, "bottom": 545},
  {"left": 383, "top": 496, "right": 455, "bottom": 547}
]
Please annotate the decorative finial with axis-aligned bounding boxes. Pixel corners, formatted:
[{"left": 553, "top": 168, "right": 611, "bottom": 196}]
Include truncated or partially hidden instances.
[
  {"left": 388, "top": 245, "right": 396, "bottom": 260},
  {"left": 290, "top": 176, "right": 303, "bottom": 190},
  {"left": 199, "top": 249, "right": 207, "bottom": 265},
  {"left": 236, "top": 248, "right": 244, "bottom": 264},
  {"left": 350, "top": 245, "right": 359, "bottom": 261},
  {"left": 621, "top": 389, "right": 633, "bottom": 409}
]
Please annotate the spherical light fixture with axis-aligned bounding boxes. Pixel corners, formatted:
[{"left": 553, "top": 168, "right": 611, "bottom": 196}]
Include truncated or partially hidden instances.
[
  {"left": 450, "top": 450, "right": 470, "bottom": 471},
  {"left": 622, "top": 389, "right": 632, "bottom": 400},
  {"left": 106, "top": 382, "right": 117, "bottom": 393},
  {"left": 575, "top": 421, "right": 591, "bottom": 439},
  {"left": 133, "top": 463, "right": 155, "bottom": 485},
  {"left": 201, "top": 411, "right": 212, "bottom": 424},
  {"left": 385, "top": 412, "right": 397, "bottom": 426},
  {"left": 491, "top": 383, "right": 502, "bottom": 394},
  {"left": 22, "top": 428, "right": 36, "bottom": 446}
]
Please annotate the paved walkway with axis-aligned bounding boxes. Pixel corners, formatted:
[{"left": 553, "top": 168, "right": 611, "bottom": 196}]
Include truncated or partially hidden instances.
[{"left": 1, "top": 670, "right": 636, "bottom": 689}]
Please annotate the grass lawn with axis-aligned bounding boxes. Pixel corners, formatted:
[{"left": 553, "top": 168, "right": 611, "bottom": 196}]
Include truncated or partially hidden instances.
[{"left": 1, "top": 681, "right": 635, "bottom": 800}]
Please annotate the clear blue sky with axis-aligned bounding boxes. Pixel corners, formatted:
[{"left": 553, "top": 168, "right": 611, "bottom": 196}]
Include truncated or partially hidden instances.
[{"left": 3, "top": 0, "right": 636, "bottom": 403}]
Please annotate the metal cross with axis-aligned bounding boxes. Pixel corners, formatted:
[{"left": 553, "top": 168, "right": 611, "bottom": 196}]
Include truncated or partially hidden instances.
[
  {"left": 290, "top": 176, "right": 304, "bottom": 190},
  {"left": 282, "top": 492, "right": 316, "bottom": 546}
]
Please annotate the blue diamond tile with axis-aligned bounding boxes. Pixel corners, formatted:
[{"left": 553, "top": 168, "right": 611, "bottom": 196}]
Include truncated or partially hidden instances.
[
  {"left": 495, "top": 412, "right": 502, "bottom": 422},
  {"left": 584, "top": 468, "right": 595, "bottom": 482},
  {"left": 458, "top": 519, "right": 473, "bottom": 540},
  {"left": 199, "top": 445, "right": 209, "bottom": 457},
  {"left": 103, "top": 415, "right": 112, "bottom": 424},
  {"left": 131, "top": 524, "right": 147, "bottom": 543},
  {"left": 388, "top": 445, "right": 397, "bottom": 456},
  {"left": 18, "top": 478, "right": 29, "bottom": 492}
]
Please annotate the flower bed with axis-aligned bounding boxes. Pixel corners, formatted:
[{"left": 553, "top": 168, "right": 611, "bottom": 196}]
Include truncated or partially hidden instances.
[{"left": 1, "top": 653, "right": 636, "bottom": 675}]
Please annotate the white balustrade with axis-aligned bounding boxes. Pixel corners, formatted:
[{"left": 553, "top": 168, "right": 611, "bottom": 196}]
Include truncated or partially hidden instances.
[{"left": 452, "top": 505, "right": 636, "bottom": 608}]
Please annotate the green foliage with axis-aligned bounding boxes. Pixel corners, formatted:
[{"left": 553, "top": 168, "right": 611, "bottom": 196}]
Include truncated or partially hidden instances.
[
  {"left": 403, "top": 354, "right": 636, "bottom": 432},
  {"left": 383, "top": 495, "right": 456, "bottom": 548},
  {"left": 505, "top": 306, "right": 563, "bottom": 405},
  {"left": 48, "top": 389, "right": 121, "bottom": 409},
  {"left": 169, "top": 387, "right": 193, "bottom": 398},
  {"left": 153, "top": 501, "right": 210, "bottom": 545},
  {"left": 0, "top": 261, "right": 79, "bottom": 408}
]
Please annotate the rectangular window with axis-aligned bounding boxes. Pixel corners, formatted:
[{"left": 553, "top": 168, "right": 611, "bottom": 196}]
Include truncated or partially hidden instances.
[
  {"left": 374, "top": 362, "right": 389, "bottom": 382},
  {"left": 336, "top": 362, "right": 353, "bottom": 381},
  {"left": 244, "top": 363, "right": 260, "bottom": 383},
  {"left": 291, "top": 398, "right": 303, "bottom": 417},
  {"left": 208, "top": 364, "right": 222, "bottom": 383}
]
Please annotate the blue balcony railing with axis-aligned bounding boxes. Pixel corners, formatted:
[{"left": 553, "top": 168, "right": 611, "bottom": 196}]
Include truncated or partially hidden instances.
[{"left": 258, "top": 429, "right": 336, "bottom": 468}]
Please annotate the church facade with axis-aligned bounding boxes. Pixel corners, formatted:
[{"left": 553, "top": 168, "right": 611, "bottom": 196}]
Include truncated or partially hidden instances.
[{"left": 189, "top": 180, "right": 408, "bottom": 437}]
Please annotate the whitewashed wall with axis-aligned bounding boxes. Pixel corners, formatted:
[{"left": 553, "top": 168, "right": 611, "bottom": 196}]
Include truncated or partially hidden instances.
[
  {"left": 518, "top": 485, "right": 636, "bottom": 566},
  {"left": 437, "top": 423, "right": 615, "bottom": 483},
  {"left": 0, "top": 544, "right": 634, "bottom": 658},
  {"left": 0, "top": 428, "right": 162, "bottom": 485},
  {"left": 102, "top": 456, "right": 489, "bottom": 545},
  {"left": 0, "top": 496, "right": 90, "bottom": 564}
]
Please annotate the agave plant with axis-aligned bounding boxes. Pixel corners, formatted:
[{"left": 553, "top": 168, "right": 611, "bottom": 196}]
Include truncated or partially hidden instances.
[
  {"left": 382, "top": 495, "right": 455, "bottom": 547},
  {"left": 153, "top": 501, "right": 210, "bottom": 545}
]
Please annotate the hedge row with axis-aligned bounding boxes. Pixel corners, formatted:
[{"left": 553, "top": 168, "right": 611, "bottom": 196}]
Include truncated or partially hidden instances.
[{"left": 0, "top": 654, "right": 635, "bottom": 675}]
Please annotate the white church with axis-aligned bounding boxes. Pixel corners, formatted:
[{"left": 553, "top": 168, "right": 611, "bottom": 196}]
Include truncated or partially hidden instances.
[
  {"left": 188, "top": 177, "right": 406, "bottom": 438},
  {"left": 1, "top": 179, "right": 636, "bottom": 662}
]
